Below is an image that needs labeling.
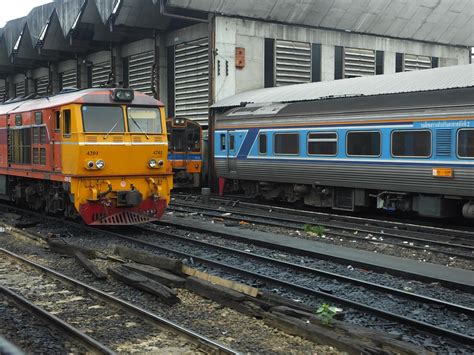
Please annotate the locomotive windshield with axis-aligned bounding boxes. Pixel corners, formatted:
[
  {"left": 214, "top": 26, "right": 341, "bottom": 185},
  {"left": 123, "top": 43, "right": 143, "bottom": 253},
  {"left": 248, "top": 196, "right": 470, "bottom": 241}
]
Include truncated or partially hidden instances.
[
  {"left": 127, "top": 107, "right": 162, "bottom": 134},
  {"left": 82, "top": 105, "right": 125, "bottom": 133},
  {"left": 168, "top": 124, "right": 201, "bottom": 152}
]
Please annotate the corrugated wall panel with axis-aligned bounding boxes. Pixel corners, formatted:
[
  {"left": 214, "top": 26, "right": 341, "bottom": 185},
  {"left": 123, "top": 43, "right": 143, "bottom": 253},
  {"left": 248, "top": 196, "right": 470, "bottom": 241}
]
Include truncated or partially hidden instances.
[
  {"left": 344, "top": 47, "right": 375, "bottom": 78},
  {"left": 174, "top": 38, "right": 209, "bottom": 124},
  {"left": 60, "top": 69, "right": 77, "bottom": 89},
  {"left": 14, "top": 82, "right": 25, "bottom": 97},
  {"left": 92, "top": 62, "right": 111, "bottom": 87},
  {"left": 35, "top": 75, "right": 49, "bottom": 95},
  {"left": 275, "top": 40, "right": 311, "bottom": 86},
  {"left": 0, "top": 85, "right": 6, "bottom": 102},
  {"left": 404, "top": 54, "right": 432, "bottom": 71},
  {"left": 129, "top": 50, "right": 154, "bottom": 96}
]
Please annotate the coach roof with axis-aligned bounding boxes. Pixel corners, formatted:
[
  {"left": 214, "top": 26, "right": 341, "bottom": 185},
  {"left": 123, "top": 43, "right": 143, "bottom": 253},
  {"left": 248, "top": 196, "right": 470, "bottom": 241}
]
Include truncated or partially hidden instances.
[{"left": 212, "top": 64, "right": 474, "bottom": 110}]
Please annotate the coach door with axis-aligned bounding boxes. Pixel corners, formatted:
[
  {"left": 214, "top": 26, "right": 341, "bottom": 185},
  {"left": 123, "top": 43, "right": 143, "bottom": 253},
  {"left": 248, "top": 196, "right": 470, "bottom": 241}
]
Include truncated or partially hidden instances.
[{"left": 226, "top": 131, "right": 237, "bottom": 174}]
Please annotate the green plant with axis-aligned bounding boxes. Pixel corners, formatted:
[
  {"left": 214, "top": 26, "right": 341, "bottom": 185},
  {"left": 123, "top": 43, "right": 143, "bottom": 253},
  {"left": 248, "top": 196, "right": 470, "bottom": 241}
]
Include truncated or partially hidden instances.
[
  {"left": 316, "top": 303, "right": 338, "bottom": 326},
  {"left": 303, "top": 224, "right": 325, "bottom": 237}
]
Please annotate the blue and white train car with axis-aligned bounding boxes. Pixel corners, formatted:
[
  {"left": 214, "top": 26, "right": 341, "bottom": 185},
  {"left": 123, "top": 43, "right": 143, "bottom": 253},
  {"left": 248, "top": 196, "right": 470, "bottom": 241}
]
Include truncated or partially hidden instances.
[{"left": 213, "top": 65, "right": 474, "bottom": 218}]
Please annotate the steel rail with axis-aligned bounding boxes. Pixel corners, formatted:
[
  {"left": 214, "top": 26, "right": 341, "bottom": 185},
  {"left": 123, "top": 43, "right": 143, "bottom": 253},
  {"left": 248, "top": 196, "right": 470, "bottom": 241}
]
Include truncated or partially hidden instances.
[
  {"left": 140, "top": 225, "right": 474, "bottom": 315},
  {"left": 175, "top": 193, "right": 474, "bottom": 239},
  {"left": 169, "top": 201, "right": 474, "bottom": 259},
  {"left": 156, "top": 217, "right": 474, "bottom": 292},
  {"left": 0, "top": 285, "right": 115, "bottom": 355},
  {"left": 0, "top": 248, "right": 237, "bottom": 355}
]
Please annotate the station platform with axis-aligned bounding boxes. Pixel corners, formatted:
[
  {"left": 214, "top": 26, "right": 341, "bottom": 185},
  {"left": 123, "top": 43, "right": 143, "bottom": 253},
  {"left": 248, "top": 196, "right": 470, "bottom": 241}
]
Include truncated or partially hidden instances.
[{"left": 161, "top": 215, "right": 474, "bottom": 292}]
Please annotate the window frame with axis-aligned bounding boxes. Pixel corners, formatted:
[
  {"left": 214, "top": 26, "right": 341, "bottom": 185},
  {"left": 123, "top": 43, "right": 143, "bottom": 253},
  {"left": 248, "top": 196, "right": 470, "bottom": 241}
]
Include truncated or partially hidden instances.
[
  {"left": 346, "top": 130, "right": 381, "bottom": 157},
  {"left": 81, "top": 104, "right": 125, "bottom": 134},
  {"left": 390, "top": 129, "right": 432, "bottom": 159},
  {"left": 63, "top": 109, "right": 72, "bottom": 137},
  {"left": 15, "top": 114, "right": 22, "bottom": 126},
  {"left": 258, "top": 133, "right": 267, "bottom": 155},
  {"left": 273, "top": 132, "right": 300, "bottom": 156},
  {"left": 220, "top": 133, "right": 226, "bottom": 151},
  {"left": 126, "top": 106, "right": 163, "bottom": 134},
  {"left": 456, "top": 128, "right": 474, "bottom": 159},
  {"left": 34, "top": 112, "right": 43, "bottom": 125},
  {"left": 307, "top": 131, "right": 338, "bottom": 156},
  {"left": 54, "top": 111, "right": 61, "bottom": 132}
]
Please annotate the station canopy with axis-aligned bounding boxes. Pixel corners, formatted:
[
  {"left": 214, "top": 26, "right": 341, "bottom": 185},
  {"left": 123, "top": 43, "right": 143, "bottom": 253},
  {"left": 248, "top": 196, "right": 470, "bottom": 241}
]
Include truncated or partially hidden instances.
[
  {"left": 168, "top": 0, "right": 473, "bottom": 47},
  {"left": 0, "top": 0, "right": 197, "bottom": 78},
  {"left": 0, "top": 0, "right": 472, "bottom": 79}
]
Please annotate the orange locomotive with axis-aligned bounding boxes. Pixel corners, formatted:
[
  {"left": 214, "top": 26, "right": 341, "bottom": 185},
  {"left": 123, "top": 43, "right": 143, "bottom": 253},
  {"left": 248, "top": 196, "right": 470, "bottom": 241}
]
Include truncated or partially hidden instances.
[{"left": 0, "top": 88, "right": 173, "bottom": 225}]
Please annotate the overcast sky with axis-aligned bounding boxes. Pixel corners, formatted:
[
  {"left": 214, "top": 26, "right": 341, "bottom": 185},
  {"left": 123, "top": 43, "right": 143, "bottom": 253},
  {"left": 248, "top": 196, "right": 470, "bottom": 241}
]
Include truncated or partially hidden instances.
[{"left": 0, "top": 0, "right": 52, "bottom": 27}]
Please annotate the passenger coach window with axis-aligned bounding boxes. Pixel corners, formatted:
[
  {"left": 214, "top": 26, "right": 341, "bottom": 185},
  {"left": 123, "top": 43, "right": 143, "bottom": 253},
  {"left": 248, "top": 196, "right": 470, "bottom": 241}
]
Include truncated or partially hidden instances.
[
  {"left": 82, "top": 105, "right": 124, "bottom": 133},
  {"left": 274, "top": 133, "right": 299, "bottom": 155},
  {"left": 308, "top": 132, "right": 337, "bottom": 155},
  {"left": 220, "top": 134, "right": 226, "bottom": 150},
  {"left": 392, "top": 130, "right": 431, "bottom": 157},
  {"left": 127, "top": 107, "right": 162, "bottom": 134},
  {"left": 458, "top": 129, "right": 474, "bottom": 158},
  {"left": 347, "top": 131, "right": 380, "bottom": 156},
  {"left": 259, "top": 134, "right": 267, "bottom": 154},
  {"left": 229, "top": 134, "right": 235, "bottom": 150},
  {"left": 63, "top": 110, "right": 71, "bottom": 137}
]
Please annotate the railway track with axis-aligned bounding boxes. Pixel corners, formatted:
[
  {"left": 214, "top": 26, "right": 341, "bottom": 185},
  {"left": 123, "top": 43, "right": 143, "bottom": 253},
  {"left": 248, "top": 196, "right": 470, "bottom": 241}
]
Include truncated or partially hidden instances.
[
  {"left": 175, "top": 193, "right": 474, "bottom": 238},
  {"left": 1, "top": 203, "right": 473, "bottom": 352},
  {"left": 120, "top": 225, "right": 474, "bottom": 346},
  {"left": 36, "top": 213, "right": 469, "bottom": 351},
  {"left": 0, "top": 248, "right": 236, "bottom": 354},
  {"left": 0, "top": 286, "right": 108, "bottom": 354},
  {"left": 170, "top": 195, "right": 474, "bottom": 261}
]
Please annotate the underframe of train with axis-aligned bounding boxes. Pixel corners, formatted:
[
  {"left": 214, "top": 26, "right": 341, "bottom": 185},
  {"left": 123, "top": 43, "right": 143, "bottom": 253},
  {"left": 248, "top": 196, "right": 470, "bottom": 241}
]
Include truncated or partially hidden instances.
[
  {"left": 0, "top": 175, "right": 75, "bottom": 217},
  {"left": 233, "top": 180, "right": 474, "bottom": 219}
]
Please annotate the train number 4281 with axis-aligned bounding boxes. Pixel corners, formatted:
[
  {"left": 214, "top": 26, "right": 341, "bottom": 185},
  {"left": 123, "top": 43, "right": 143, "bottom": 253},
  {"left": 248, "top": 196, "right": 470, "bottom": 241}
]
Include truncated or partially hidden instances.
[{"left": 86, "top": 151, "right": 99, "bottom": 156}]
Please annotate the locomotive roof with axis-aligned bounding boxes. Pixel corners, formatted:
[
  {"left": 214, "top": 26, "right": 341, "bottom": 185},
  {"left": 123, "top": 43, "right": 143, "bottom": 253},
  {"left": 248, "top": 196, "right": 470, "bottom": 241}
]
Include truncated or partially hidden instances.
[
  {"left": 0, "top": 88, "right": 164, "bottom": 115},
  {"left": 212, "top": 64, "right": 474, "bottom": 110}
]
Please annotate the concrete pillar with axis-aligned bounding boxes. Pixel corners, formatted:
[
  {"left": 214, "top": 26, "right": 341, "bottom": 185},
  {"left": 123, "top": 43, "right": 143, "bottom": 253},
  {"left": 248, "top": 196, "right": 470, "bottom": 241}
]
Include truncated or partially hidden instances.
[
  {"left": 158, "top": 35, "right": 168, "bottom": 105},
  {"left": 78, "top": 57, "right": 89, "bottom": 88},
  {"left": 26, "top": 70, "right": 35, "bottom": 94},
  {"left": 321, "top": 44, "right": 335, "bottom": 81},
  {"left": 7, "top": 75, "right": 14, "bottom": 98},
  {"left": 50, "top": 63, "right": 60, "bottom": 94},
  {"left": 113, "top": 45, "right": 123, "bottom": 85},
  {"left": 384, "top": 51, "right": 396, "bottom": 74}
]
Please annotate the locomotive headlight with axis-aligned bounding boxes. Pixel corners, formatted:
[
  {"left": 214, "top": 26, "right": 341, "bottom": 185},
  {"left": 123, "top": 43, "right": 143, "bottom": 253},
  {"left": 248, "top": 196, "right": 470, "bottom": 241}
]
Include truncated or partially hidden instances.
[
  {"left": 95, "top": 160, "right": 105, "bottom": 170},
  {"left": 86, "top": 161, "right": 94, "bottom": 169},
  {"left": 148, "top": 159, "right": 158, "bottom": 168}
]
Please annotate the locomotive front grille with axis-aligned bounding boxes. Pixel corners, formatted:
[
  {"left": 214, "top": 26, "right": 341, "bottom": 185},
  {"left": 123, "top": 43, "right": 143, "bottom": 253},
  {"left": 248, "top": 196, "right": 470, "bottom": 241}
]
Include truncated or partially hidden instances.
[{"left": 94, "top": 211, "right": 152, "bottom": 225}]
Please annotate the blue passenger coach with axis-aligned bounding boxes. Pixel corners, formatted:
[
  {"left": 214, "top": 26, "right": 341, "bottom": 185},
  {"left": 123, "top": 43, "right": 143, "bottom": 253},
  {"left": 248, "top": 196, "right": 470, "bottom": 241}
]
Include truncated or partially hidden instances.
[{"left": 213, "top": 66, "right": 474, "bottom": 219}]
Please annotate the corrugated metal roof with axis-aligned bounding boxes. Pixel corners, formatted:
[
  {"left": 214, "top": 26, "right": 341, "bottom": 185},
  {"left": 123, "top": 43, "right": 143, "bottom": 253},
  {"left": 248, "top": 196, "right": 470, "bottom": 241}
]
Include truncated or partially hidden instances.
[
  {"left": 212, "top": 64, "right": 474, "bottom": 109},
  {"left": 169, "top": 0, "right": 474, "bottom": 47}
]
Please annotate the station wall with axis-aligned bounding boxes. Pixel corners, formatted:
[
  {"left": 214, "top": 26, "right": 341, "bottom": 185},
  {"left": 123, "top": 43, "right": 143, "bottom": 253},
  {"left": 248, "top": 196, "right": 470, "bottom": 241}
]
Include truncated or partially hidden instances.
[{"left": 213, "top": 15, "right": 469, "bottom": 102}]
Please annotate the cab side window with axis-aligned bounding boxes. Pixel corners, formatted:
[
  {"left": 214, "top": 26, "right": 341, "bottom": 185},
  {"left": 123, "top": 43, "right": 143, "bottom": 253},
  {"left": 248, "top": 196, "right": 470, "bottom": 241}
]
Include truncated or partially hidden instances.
[
  {"left": 54, "top": 111, "right": 61, "bottom": 132},
  {"left": 63, "top": 109, "right": 71, "bottom": 137}
]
